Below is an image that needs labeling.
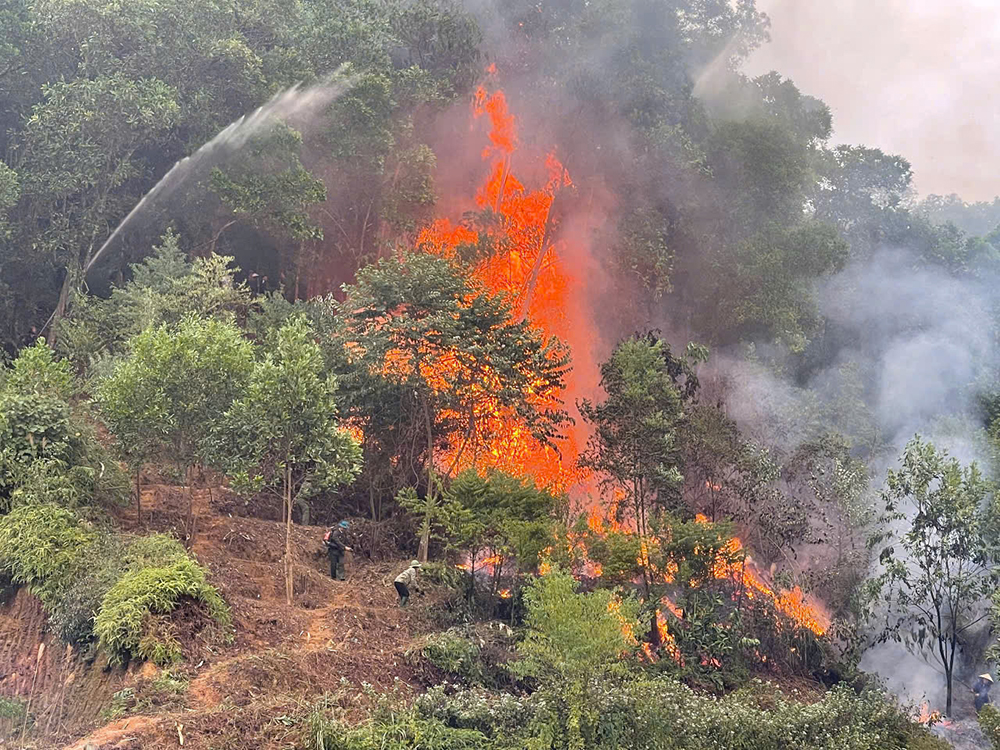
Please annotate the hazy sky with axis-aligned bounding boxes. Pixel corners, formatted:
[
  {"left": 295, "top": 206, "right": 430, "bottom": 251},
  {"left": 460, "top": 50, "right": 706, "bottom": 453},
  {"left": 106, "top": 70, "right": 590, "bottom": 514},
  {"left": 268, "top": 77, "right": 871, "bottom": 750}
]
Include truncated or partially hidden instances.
[{"left": 743, "top": 0, "right": 1000, "bottom": 202}]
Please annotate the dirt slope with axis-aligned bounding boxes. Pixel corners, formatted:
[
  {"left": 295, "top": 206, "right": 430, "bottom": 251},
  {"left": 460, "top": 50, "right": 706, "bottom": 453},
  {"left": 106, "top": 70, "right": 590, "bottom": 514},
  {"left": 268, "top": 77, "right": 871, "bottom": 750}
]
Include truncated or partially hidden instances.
[{"left": 0, "top": 485, "right": 438, "bottom": 750}]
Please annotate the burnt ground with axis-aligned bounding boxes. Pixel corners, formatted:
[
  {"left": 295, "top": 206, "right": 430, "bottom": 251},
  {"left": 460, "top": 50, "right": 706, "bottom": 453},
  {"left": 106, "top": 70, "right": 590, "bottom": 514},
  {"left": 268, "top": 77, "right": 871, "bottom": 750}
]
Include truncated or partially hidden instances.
[{"left": 0, "top": 484, "right": 446, "bottom": 750}]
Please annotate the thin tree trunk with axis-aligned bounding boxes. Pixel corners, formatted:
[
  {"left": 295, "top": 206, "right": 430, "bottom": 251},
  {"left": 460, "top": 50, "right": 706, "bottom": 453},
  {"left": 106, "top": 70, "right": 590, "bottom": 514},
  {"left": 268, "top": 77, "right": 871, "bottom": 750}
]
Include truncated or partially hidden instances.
[
  {"left": 285, "top": 465, "right": 294, "bottom": 606},
  {"left": 946, "top": 670, "right": 953, "bottom": 717},
  {"left": 418, "top": 398, "right": 434, "bottom": 563},
  {"left": 46, "top": 268, "right": 73, "bottom": 346},
  {"left": 185, "top": 464, "right": 196, "bottom": 548},
  {"left": 135, "top": 467, "right": 142, "bottom": 526},
  {"left": 517, "top": 195, "right": 558, "bottom": 322}
]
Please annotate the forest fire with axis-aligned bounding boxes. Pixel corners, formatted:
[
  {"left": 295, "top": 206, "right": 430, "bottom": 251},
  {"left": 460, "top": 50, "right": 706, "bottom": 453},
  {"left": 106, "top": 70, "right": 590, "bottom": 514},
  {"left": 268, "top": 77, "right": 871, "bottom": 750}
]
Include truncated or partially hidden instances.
[
  {"left": 424, "top": 68, "right": 829, "bottom": 651},
  {"left": 415, "top": 70, "right": 585, "bottom": 493},
  {"left": 695, "top": 515, "right": 829, "bottom": 636}
]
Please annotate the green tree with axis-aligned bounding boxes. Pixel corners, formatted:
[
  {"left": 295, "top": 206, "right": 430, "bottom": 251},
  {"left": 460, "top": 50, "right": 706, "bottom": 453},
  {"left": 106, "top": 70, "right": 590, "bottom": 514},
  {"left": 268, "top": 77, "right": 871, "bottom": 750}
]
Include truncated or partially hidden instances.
[
  {"left": 704, "top": 220, "right": 849, "bottom": 352},
  {"left": 867, "top": 437, "right": 1000, "bottom": 716},
  {"left": 513, "top": 569, "right": 640, "bottom": 750},
  {"left": 96, "top": 315, "right": 255, "bottom": 537},
  {"left": 580, "top": 334, "right": 705, "bottom": 594},
  {"left": 334, "top": 254, "right": 569, "bottom": 561},
  {"left": 57, "top": 231, "right": 252, "bottom": 373},
  {"left": 0, "top": 339, "right": 124, "bottom": 511},
  {"left": 207, "top": 316, "right": 361, "bottom": 605},
  {"left": 12, "top": 74, "right": 181, "bottom": 340},
  {"left": 446, "top": 469, "right": 563, "bottom": 601},
  {"left": 208, "top": 125, "right": 327, "bottom": 298}
]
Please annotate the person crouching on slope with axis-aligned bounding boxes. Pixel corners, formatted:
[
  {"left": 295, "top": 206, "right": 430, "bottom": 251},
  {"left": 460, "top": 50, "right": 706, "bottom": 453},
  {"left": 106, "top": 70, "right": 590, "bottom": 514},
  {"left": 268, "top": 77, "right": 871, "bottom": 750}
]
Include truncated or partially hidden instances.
[{"left": 394, "top": 560, "right": 421, "bottom": 607}]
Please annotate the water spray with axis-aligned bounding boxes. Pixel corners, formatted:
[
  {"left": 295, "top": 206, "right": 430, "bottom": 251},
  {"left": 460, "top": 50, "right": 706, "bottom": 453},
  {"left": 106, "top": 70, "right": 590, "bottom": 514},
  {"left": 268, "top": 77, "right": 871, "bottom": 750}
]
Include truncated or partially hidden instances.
[{"left": 84, "top": 66, "right": 354, "bottom": 279}]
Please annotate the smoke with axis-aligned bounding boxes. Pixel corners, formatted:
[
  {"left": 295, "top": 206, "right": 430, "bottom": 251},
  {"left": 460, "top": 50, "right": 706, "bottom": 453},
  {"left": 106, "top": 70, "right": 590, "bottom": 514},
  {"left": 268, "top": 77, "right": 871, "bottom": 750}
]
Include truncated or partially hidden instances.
[
  {"left": 819, "top": 250, "right": 995, "bottom": 452},
  {"left": 717, "top": 245, "right": 997, "bottom": 455},
  {"left": 744, "top": 0, "right": 1000, "bottom": 201},
  {"left": 718, "top": 247, "right": 999, "bottom": 711}
]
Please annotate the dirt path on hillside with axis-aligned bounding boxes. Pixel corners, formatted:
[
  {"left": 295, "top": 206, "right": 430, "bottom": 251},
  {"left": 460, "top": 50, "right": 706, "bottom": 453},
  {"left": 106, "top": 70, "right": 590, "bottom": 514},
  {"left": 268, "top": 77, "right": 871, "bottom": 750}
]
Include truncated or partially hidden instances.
[{"left": 51, "top": 484, "right": 431, "bottom": 750}]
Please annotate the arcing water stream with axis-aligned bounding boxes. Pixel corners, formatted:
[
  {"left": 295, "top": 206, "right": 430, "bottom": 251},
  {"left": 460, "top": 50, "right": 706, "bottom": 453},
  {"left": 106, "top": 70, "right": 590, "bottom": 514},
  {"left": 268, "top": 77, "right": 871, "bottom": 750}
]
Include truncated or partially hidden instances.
[{"left": 85, "top": 67, "right": 353, "bottom": 277}]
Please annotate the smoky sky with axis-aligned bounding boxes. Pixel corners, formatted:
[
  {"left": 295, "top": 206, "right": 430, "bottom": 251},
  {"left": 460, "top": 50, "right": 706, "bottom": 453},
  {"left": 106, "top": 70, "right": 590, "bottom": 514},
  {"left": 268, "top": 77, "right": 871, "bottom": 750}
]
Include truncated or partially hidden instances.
[{"left": 743, "top": 0, "right": 1000, "bottom": 202}]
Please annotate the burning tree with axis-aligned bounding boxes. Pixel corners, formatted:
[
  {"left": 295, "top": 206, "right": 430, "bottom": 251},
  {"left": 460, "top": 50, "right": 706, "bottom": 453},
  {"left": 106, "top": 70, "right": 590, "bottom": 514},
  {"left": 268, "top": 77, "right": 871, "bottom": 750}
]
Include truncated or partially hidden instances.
[
  {"left": 867, "top": 437, "right": 1000, "bottom": 716},
  {"left": 446, "top": 468, "right": 565, "bottom": 604},
  {"left": 579, "top": 334, "right": 705, "bottom": 591},
  {"left": 334, "top": 253, "right": 570, "bottom": 561},
  {"left": 578, "top": 333, "right": 706, "bottom": 651}
]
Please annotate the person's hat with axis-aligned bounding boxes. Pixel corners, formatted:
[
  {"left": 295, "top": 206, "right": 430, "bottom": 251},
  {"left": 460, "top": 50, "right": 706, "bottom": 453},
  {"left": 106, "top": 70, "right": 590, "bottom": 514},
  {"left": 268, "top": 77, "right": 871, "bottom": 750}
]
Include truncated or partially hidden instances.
[
  {"left": 411, "top": 560, "right": 422, "bottom": 568},
  {"left": 981, "top": 674, "right": 994, "bottom": 683},
  {"left": 339, "top": 520, "right": 350, "bottom": 529}
]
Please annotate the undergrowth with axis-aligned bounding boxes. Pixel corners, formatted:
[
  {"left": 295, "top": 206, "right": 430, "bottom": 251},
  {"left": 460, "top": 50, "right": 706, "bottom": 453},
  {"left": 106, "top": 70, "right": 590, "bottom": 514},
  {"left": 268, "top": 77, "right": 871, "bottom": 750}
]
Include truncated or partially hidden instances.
[
  {"left": 104, "top": 669, "right": 189, "bottom": 720},
  {"left": 0, "top": 505, "right": 228, "bottom": 665},
  {"left": 981, "top": 704, "right": 1000, "bottom": 749},
  {"left": 406, "top": 678, "right": 948, "bottom": 750},
  {"left": 306, "top": 700, "right": 486, "bottom": 750},
  {"left": 0, "top": 695, "right": 29, "bottom": 740},
  {"left": 94, "top": 534, "right": 230, "bottom": 664},
  {"left": 0, "top": 503, "right": 94, "bottom": 606}
]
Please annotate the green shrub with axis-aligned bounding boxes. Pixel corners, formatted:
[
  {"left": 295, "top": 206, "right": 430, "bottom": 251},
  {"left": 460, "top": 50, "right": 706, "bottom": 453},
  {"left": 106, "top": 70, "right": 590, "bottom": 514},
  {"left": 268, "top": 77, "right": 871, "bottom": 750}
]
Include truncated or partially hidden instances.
[
  {"left": 415, "top": 686, "right": 532, "bottom": 740},
  {"left": 420, "top": 561, "right": 468, "bottom": 590},
  {"left": 122, "top": 533, "right": 190, "bottom": 568},
  {"left": 0, "top": 503, "right": 94, "bottom": 606},
  {"left": 47, "top": 532, "right": 127, "bottom": 645},
  {"left": 137, "top": 615, "right": 183, "bottom": 666},
  {"left": 0, "top": 695, "right": 29, "bottom": 738},
  {"left": 981, "top": 704, "right": 1000, "bottom": 749},
  {"left": 415, "top": 678, "right": 946, "bottom": 750},
  {"left": 103, "top": 669, "right": 188, "bottom": 720},
  {"left": 0, "top": 696, "right": 27, "bottom": 721},
  {"left": 416, "top": 630, "right": 483, "bottom": 682},
  {"left": 306, "top": 702, "right": 488, "bottom": 750},
  {"left": 94, "top": 536, "right": 229, "bottom": 664},
  {"left": 0, "top": 395, "right": 127, "bottom": 513}
]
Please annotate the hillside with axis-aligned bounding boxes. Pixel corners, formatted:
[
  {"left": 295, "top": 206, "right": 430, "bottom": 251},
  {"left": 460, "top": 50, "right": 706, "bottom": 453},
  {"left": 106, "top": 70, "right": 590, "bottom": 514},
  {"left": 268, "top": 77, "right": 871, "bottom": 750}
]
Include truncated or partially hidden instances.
[
  {"left": 4, "top": 0, "right": 1000, "bottom": 748},
  {"left": 2, "top": 485, "right": 434, "bottom": 750}
]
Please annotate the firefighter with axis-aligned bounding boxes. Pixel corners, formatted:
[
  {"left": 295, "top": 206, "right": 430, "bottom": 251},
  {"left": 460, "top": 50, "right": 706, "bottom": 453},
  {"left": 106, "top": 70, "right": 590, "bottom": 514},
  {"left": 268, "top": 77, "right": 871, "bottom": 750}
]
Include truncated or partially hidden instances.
[
  {"left": 323, "top": 520, "right": 350, "bottom": 580},
  {"left": 394, "top": 560, "right": 422, "bottom": 607},
  {"left": 974, "top": 673, "right": 994, "bottom": 712}
]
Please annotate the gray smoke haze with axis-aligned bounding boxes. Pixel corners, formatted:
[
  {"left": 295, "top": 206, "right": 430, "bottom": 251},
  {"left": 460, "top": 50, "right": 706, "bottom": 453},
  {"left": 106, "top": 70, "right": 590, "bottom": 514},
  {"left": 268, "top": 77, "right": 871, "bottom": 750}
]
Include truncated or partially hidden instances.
[
  {"left": 723, "top": 249, "right": 999, "bottom": 713},
  {"left": 819, "top": 250, "right": 995, "bottom": 452},
  {"left": 744, "top": 0, "right": 1000, "bottom": 202},
  {"left": 725, "top": 249, "right": 997, "bottom": 458}
]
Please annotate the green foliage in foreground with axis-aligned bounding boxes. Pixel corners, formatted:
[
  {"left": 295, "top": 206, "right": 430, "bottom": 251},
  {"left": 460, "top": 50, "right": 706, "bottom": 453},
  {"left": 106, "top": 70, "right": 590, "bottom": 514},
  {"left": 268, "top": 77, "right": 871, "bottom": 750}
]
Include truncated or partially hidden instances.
[
  {"left": 0, "top": 340, "right": 127, "bottom": 512},
  {"left": 94, "top": 534, "right": 230, "bottom": 665},
  {"left": 48, "top": 531, "right": 127, "bottom": 646},
  {"left": 307, "top": 701, "right": 487, "bottom": 750},
  {"left": 981, "top": 704, "right": 1000, "bottom": 749},
  {"left": 0, "top": 503, "right": 228, "bottom": 664},
  {"left": 306, "top": 678, "right": 946, "bottom": 750}
]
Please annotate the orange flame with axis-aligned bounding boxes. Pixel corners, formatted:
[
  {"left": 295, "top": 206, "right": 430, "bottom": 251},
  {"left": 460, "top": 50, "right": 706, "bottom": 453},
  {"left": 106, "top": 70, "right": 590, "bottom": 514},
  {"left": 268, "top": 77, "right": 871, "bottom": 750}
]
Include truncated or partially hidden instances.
[
  {"left": 608, "top": 596, "right": 638, "bottom": 651},
  {"left": 415, "top": 70, "right": 586, "bottom": 493},
  {"left": 695, "top": 514, "right": 829, "bottom": 636}
]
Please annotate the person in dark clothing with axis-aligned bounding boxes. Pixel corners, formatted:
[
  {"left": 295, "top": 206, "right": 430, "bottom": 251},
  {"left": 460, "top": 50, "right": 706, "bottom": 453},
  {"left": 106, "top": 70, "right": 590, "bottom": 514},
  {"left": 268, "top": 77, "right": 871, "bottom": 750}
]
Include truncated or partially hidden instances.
[
  {"left": 974, "top": 673, "right": 994, "bottom": 712},
  {"left": 324, "top": 520, "right": 350, "bottom": 580}
]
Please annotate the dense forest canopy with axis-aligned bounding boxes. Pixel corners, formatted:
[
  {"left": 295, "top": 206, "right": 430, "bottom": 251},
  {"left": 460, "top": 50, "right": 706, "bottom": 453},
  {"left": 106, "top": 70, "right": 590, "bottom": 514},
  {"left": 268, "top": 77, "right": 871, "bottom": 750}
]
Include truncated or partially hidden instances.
[{"left": 2, "top": 0, "right": 1000, "bottom": 748}]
